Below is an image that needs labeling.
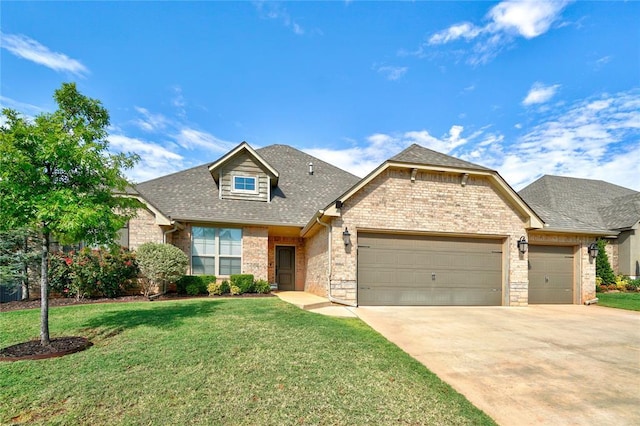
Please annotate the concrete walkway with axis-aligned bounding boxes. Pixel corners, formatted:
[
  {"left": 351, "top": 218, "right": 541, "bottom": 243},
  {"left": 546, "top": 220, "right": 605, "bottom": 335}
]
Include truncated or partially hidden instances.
[
  {"left": 354, "top": 305, "right": 640, "bottom": 426},
  {"left": 274, "top": 291, "right": 357, "bottom": 318}
]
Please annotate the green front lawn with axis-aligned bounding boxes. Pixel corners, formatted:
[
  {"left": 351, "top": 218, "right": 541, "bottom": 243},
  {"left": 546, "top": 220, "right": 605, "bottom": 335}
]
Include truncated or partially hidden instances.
[
  {"left": 597, "top": 292, "right": 640, "bottom": 311},
  {"left": 0, "top": 298, "right": 495, "bottom": 425}
]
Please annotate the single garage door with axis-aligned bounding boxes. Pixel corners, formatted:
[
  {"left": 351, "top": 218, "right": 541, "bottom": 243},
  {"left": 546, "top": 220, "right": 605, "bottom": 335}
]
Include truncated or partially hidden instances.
[
  {"left": 528, "top": 245, "right": 574, "bottom": 304},
  {"left": 357, "top": 233, "right": 503, "bottom": 306}
]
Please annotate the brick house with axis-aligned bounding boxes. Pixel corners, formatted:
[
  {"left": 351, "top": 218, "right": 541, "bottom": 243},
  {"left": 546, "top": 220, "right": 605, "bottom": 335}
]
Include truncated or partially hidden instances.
[{"left": 124, "top": 141, "right": 613, "bottom": 306}]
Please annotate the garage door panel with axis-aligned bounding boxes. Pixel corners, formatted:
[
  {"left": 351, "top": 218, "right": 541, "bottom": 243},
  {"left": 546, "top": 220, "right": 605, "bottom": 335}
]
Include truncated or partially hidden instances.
[
  {"left": 358, "top": 233, "right": 503, "bottom": 306},
  {"left": 528, "top": 245, "right": 574, "bottom": 304}
]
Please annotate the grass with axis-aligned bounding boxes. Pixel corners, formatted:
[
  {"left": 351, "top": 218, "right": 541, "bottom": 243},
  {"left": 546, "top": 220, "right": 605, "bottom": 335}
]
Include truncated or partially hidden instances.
[
  {"left": 597, "top": 292, "right": 640, "bottom": 311},
  {"left": 0, "top": 298, "right": 495, "bottom": 425}
]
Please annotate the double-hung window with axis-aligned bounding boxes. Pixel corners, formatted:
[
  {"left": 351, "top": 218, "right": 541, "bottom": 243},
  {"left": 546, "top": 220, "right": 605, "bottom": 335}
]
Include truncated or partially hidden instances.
[
  {"left": 191, "top": 227, "right": 242, "bottom": 276},
  {"left": 232, "top": 176, "right": 257, "bottom": 193}
]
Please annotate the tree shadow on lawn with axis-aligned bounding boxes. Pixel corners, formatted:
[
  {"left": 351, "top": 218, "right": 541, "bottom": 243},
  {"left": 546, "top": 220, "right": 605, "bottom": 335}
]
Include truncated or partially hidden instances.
[{"left": 81, "top": 299, "right": 220, "bottom": 341}]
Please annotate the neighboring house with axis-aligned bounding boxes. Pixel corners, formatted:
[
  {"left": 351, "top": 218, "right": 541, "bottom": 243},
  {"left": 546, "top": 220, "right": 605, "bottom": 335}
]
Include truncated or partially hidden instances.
[
  {"left": 125, "top": 141, "right": 606, "bottom": 306},
  {"left": 519, "top": 175, "right": 640, "bottom": 279}
]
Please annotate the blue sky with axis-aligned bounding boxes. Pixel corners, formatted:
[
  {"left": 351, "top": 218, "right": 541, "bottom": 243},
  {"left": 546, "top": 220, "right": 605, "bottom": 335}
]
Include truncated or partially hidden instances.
[{"left": 1, "top": 1, "right": 639, "bottom": 190}]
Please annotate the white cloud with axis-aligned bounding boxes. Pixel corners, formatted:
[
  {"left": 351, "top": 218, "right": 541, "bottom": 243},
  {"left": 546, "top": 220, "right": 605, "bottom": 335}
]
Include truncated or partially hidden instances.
[
  {"left": 133, "top": 107, "right": 169, "bottom": 132},
  {"left": 175, "top": 128, "right": 236, "bottom": 153},
  {"left": 479, "top": 90, "right": 640, "bottom": 190},
  {"left": 0, "top": 95, "right": 45, "bottom": 116},
  {"left": 253, "top": 1, "right": 305, "bottom": 35},
  {"left": 487, "top": 0, "right": 570, "bottom": 38},
  {"left": 108, "top": 134, "right": 184, "bottom": 183},
  {"left": 374, "top": 65, "right": 408, "bottom": 81},
  {"left": 429, "top": 22, "right": 482, "bottom": 45},
  {"left": 419, "top": 0, "right": 571, "bottom": 65},
  {"left": 522, "top": 82, "right": 561, "bottom": 106},
  {"left": 305, "top": 90, "right": 640, "bottom": 192},
  {"left": 0, "top": 32, "right": 88, "bottom": 76}
]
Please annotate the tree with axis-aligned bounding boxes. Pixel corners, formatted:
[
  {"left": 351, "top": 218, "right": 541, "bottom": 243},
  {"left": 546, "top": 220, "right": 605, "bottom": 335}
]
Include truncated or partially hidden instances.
[
  {"left": 0, "top": 228, "right": 40, "bottom": 300},
  {"left": 595, "top": 239, "right": 615, "bottom": 285},
  {"left": 136, "top": 243, "right": 188, "bottom": 296},
  {"left": 0, "top": 83, "right": 140, "bottom": 345}
]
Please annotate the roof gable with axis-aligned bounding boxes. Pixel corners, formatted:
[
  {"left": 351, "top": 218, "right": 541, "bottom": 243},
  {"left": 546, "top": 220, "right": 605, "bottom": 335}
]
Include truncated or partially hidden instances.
[
  {"left": 208, "top": 142, "right": 279, "bottom": 186},
  {"left": 307, "top": 144, "right": 543, "bottom": 233},
  {"left": 390, "top": 144, "right": 490, "bottom": 171},
  {"left": 133, "top": 144, "right": 360, "bottom": 226}
]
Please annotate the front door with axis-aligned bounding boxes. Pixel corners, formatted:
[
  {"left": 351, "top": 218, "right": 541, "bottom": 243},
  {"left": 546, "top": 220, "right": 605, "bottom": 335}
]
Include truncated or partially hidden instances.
[{"left": 276, "top": 246, "right": 296, "bottom": 291}]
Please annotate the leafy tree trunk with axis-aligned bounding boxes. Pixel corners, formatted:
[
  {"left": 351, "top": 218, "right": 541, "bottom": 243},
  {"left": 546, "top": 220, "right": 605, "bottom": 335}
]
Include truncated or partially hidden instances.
[{"left": 40, "top": 230, "right": 50, "bottom": 346}]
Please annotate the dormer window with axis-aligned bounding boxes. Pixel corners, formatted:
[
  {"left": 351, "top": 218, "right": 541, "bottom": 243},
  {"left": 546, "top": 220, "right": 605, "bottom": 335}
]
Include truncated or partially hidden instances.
[{"left": 233, "top": 176, "right": 257, "bottom": 193}]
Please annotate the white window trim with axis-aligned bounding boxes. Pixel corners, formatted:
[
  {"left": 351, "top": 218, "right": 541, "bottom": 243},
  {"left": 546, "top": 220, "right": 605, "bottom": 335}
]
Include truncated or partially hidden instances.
[
  {"left": 231, "top": 175, "right": 258, "bottom": 194},
  {"left": 191, "top": 227, "right": 242, "bottom": 276}
]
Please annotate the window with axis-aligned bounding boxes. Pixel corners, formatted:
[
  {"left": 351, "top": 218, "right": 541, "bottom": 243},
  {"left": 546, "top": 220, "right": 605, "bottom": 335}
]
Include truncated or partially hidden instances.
[
  {"left": 191, "top": 227, "right": 242, "bottom": 276},
  {"left": 232, "top": 176, "right": 257, "bottom": 193},
  {"left": 116, "top": 222, "right": 129, "bottom": 249}
]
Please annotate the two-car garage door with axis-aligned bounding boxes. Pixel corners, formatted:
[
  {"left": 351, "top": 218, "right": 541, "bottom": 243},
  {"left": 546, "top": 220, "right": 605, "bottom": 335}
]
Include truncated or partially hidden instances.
[{"left": 357, "top": 233, "right": 503, "bottom": 306}]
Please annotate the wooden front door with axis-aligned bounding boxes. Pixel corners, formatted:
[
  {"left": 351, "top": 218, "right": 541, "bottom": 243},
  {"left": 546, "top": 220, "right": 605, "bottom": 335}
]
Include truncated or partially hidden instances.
[{"left": 276, "top": 246, "right": 296, "bottom": 291}]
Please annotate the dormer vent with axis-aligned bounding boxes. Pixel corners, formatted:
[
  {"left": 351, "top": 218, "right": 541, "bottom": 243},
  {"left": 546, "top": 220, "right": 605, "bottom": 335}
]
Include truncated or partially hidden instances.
[{"left": 308, "top": 162, "right": 314, "bottom": 175}]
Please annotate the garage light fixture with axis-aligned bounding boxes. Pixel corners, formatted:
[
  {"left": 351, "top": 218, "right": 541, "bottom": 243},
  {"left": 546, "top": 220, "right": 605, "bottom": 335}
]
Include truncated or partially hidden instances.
[
  {"left": 342, "top": 227, "right": 351, "bottom": 246},
  {"left": 588, "top": 242, "right": 599, "bottom": 259},
  {"left": 517, "top": 236, "right": 528, "bottom": 254}
]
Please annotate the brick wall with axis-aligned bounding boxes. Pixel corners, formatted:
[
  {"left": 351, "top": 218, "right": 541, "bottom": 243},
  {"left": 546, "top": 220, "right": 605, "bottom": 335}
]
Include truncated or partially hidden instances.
[
  {"left": 268, "top": 236, "right": 306, "bottom": 291},
  {"left": 244, "top": 226, "right": 269, "bottom": 280},
  {"left": 528, "top": 232, "right": 597, "bottom": 303},
  {"left": 304, "top": 226, "right": 329, "bottom": 297},
  {"left": 604, "top": 238, "right": 618, "bottom": 274},
  {"left": 334, "top": 168, "right": 531, "bottom": 306},
  {"left": 128, "top": 208, "right": 164, "bottom": 250}
]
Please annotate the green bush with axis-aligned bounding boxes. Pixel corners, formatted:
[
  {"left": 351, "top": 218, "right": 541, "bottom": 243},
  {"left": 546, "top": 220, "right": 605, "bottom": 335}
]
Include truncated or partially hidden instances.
[
  {"left": 48, "top": 248, "right": 138, "bottom": 299},
  {"left": 176, "top": 275, "right": 199, "bottom": 295},
  {"left": 186, "top": 280, "right": 207, "bottom": 296},
  {"left": 596, "top": 239, "right": 615, "bottom": 285},
  {"left": 178, "top": 275, "right": 216, "bottom": 295},
  {"left": 207, "top": 279, "right": 229, "bottom": 296},
  {"left": 253, "top": 279, "right": 271, "bottom": 294},
  {"left": 626, "top": 277, "right": 640, "bottom": 292},
  {"left": 136, "top": 243, "right": 188, "bottom": 296},
  {"left": 230, "top": 285, "right": 242, "bottom": 295},
  {"left": 230, "top": 274, "right": 254, "bottom": 294}
]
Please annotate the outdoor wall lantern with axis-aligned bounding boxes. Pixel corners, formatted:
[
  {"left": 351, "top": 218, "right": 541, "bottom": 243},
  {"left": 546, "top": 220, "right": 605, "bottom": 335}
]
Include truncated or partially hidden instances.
[
  {"left": 588, "top": 242, "right": 599, "bottom": 259},
  {"left": 517, "top": 236, "right": 528, "bottom": 254},
  {"left": 342, "top": 227, "right": 351, "bottom": 246}
]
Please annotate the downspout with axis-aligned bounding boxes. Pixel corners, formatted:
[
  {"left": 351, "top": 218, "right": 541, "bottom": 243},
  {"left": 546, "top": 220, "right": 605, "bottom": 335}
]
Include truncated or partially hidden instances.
[
  {"left": 162, "top": 223, "right": 179, "bottom": 244},
  {"left": 316, "top": 214, "right": 358, "bottom": 307}
]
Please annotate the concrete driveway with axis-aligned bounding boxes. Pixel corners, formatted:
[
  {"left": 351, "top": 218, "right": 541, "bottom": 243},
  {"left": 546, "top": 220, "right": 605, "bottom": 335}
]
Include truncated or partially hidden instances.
[{"left": 353, "top": 305, "right": 640, "bottom": 426}]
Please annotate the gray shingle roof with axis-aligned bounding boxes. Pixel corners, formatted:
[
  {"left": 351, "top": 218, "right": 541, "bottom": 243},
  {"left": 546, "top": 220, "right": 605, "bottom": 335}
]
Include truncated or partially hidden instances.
[
  {"left": 390, "top": 144, "right": 491, "bottom": 171},
  {"left": 518, "top": 175, "right": 639, "bottom": 233},
  {"left": 134, "top": 144, "right": 360, "bottom": 226}
]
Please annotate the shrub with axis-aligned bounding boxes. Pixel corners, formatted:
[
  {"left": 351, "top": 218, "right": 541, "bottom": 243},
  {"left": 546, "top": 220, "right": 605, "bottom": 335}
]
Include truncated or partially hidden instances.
[
  {"left": 230, "top": 285, "right": 242, "bottom": 295},
  {"left": 597, "top": 284, "right": 607, "bottom": 293},
  {"left": 47, "top": 248, "right": 138, "bottom": 299},
  {"left": 607, "top": 284, "right": 617, "bottom": 291},
  {"left": 595, "top": 239, "right": 615, "bottom": 285},
  {"left": 253, "top": 279, "right": 271, "bottom": 294},
  {"left": 230, "top": 274, "right": 254, "bottom": 294},
  {"left": 626, "top": 277, "right": 640, "bottom": 292},
  {"left": 615, "top": 275, "right": 629, "bottom": 291},
  {"left": 186, "top": 280, "right": 207, "bottom": 296},
  {"left": 176, "top": 275, "right": 198, "bottom": 294},
  {"left": 207, "top": 279, "right": 229, "bottom": 296},
  {"left": 136, "top": 243, "right": 188, "bottom": 296}
]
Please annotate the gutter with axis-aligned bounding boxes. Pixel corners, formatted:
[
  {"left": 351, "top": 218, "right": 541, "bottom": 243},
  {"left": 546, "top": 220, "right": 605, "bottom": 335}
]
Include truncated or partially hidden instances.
[
  {"left": 315, "top": 213, "right": 358, "bottom": 307},
  {"left": 163, "top": 223, "right": 180, "bottom": 244}
]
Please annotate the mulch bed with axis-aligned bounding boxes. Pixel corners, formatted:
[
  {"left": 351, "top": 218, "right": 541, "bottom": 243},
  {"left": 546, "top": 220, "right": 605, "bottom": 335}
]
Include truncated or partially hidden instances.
[{"left": 0, "top": 337, "right": 92, "bottom": 362}]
